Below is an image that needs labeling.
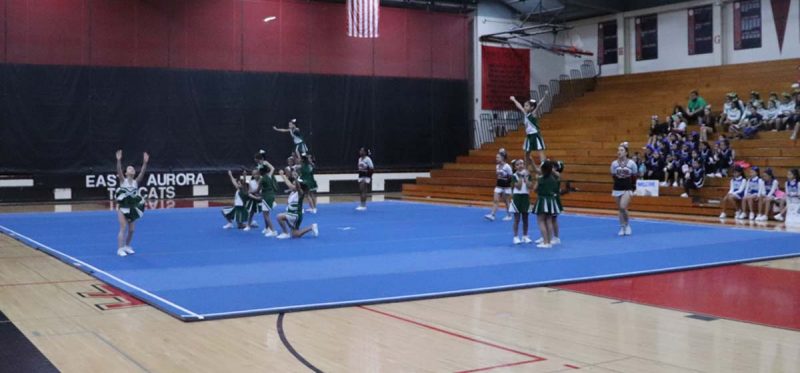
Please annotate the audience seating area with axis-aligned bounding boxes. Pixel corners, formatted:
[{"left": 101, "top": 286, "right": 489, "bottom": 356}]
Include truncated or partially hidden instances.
[{"left": 403, "top": 59, "right": 800, "bottom": 217}]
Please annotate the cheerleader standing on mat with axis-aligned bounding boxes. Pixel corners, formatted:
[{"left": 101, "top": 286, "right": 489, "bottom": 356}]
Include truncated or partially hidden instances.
[
  {"left": 508, "top": 159, "right": 533, "bottom": 245},
  {"left": 258, "top": 160, "right": 279, "bottom": 237},
  {"left": 611, "top": 143, "right": 637, "bottom": 236},
  {"left": 273, "top": 119, "right": 309, "bottom": 158},
  {"left": 114, "top": 150, "right": 148, "bottom": 257},
  {"left": 485, "top": 151, "right": 513, "bottom": 221},
  {"left": 357, "top": 147, "right": 374, "bottom": 211},
  {"left": 536, "top": 160, "right": 563, "bottom": 245},
  {"left": 533, "top": 161, "right": 563, "bottom": 248},
  {"left": 299, "top": 154, "right": 318, "bottom": 213},
  {"left": 276, "top": 170, "right": 319, "bottom": 239},
  {"left": 222, "top": 170, "right": 249, "bottom": 230},
  {"left": 510, "top": 92, "right": 549, "bottom": 169},
  {"left": 243, "top": 167, "right": 264, "bottom": 232}
]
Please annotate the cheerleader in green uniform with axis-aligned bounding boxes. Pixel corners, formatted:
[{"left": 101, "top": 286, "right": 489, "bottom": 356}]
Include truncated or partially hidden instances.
[
  {"left": 298, "top": 154, "right": 318, "bottom": 214},
  {"left": 257, "top": 160, "right": 279, "bottom": 237},
  {"left": 536, "top": 160, "right": 564, "bottom": 246},
  {"left": 510, "top": 92, "right": 550, "bottom": 170},
  {"left": 114, "top": 150, "right": 149, "bottom": 257},
  {"left": 508, "top": 159, "right": 533, "bottom": 245},
  {"left": 273, "top": 119, "right": 309, "bottom": 158},
  {"left": 243, "top": 167, "right": 264, "bottom": 232},
  {"left": 533, "top": 161, "right": 563, "bottom": 249},
  {"left": 276, "top": 169, "right": 319, "bottom": 239},
  {"left": 222, "top": 170, "right": 249, "bottom": 230}
]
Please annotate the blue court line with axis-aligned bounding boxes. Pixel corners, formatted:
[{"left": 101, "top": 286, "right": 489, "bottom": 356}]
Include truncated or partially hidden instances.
[{"left": 1, "top": 201, "right": 798, "bottom": 321}]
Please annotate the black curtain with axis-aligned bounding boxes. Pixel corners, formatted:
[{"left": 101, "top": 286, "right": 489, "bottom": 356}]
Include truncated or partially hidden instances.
[{"left": 0, "top": 64, "right": 468, "bottom": 174}]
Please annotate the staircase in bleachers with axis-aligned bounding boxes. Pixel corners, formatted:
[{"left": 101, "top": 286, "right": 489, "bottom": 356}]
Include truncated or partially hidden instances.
[{"left": 403, "top": 59, "right": 800, "bottom": 217}]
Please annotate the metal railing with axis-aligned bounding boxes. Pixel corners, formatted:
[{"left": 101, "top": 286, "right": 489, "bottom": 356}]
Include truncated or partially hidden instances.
[{"left": 472, "top": 60, "right": 598, "bottom": 149}]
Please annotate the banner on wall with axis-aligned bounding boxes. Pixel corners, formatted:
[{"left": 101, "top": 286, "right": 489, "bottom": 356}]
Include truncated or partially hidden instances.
[
  {"left": 770, "top": 0, "right": 790, "bottom": 52},
  {"left": 734, "top": 0, "right": 761, "bottom": 50},
  {"left": 635, "top": 14, "right": 658, "bottom": 61},
  {"left": 688, "top": 5, "right": 713, "bottom": 55},
  {"left": 598, "top": 20, "right": 618, "bottom": 65},
  {"left": 481, "top": 45, "right": 530, "bottom": 110}
]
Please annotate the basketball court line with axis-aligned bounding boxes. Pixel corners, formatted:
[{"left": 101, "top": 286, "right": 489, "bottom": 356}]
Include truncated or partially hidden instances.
[
  {"left": 0, "top": 225, "right": 203, "bottom": 320},
  {"left": 359, "top": 306, "right": 550, "bottom": 372}
]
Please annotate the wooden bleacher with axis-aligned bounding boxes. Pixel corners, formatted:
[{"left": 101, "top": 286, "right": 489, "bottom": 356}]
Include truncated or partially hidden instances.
[{"left": 403, "top": 59, "right": 800, "bottom": 217}]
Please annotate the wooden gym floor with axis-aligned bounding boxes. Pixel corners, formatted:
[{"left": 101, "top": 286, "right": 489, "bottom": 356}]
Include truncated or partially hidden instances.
[{"left": 1, "top": 196, "right": 798, "bottom": 372}]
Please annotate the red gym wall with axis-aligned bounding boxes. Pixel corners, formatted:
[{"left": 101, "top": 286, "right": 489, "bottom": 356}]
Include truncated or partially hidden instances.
[{"left": 0, "top": 0, "right": 468, "bottom": 80}]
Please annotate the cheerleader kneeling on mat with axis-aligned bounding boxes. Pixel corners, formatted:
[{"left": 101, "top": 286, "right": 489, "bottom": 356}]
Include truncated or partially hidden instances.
[
  {"left": 114, "top": 150, "right": 149, "bottom": 257},
  {"left": 276, "top": 169, "right": 319, "bottom": 239}
]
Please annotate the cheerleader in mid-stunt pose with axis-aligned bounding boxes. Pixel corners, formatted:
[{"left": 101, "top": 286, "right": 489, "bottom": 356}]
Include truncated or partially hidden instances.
[
  {"left": 510, "top": 92, "right": 549, "bottom": 169},
  {"left": 114, "top": 150, "right": 149, "bottom": 257},
  {"left": 273, "top": 119, "right": 309, "bottom": 157}
]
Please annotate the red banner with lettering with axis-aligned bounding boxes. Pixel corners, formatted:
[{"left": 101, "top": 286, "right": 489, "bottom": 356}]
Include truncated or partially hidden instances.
[{"left": 481, "top": 45, "right": 530, "bottom": 110}]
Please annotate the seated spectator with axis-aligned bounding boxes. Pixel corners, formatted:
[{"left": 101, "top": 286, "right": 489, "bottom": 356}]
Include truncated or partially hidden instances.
[
  {"left": 698, "top": 105, "right": 715, "bottom": 141},
  {"left": 718, "top": 94, "right": 733, "bottom": 125},
  {"left": 670, "top": 113, "right": 688, "bottom": 135},
  {"left": 774, "top": 168, "right": 799, "bottom": 221},
  {"left": 777, "top": 92, "right": 795, "bottom": 130},
  {"left": 759, "top": 99, "right": 780, "bottom": 131},
  {"left": 748, "top": 91, "right": 763, "bottom": 109},
  {"left": 648, "top": 115, "right": 669, "bottom": 145},
  {"left": 661, "top": 153, "right": 681, "bottom": 187},
  {"left": 730, "top": 105, "right": 764, "bottom": 139},
  {"left": 683, "top": 90, "right": 707, "bottom": 123},
  {"left": 698, "top": 141, "right": 717, "bottom": 177},
  {"left": 715, "top": 139, "right": 734, "bottom": 177},
  {"left": 681, "top": 158, "right": 705, "bottom": 198},
  {"left": 632, "top": 152, "right": 646, "bottom": 177},
  {"left": 645, "top": 150, "right": 665, "bottom": 181},
  {"left": 720, "top": 99, "right": 743, "bottom": 133},
  {"left": 719, "top": 166, "right": 747, "bottom": 219},
  {"left": 756, "top": 168, "right": 780, "bottom": 221},
  {"left": 768, "top": 91, "right": 779, "bottom": 103},
  {"left": 742, "top": 166, "right": 764, "bottom": 221},
  {"left": 789, "top": 105, "right": 800, "bottom": 140}
]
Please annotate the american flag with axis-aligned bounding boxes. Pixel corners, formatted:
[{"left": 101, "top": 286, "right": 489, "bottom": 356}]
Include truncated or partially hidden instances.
[{"left": 347, "top": 0, "right": 379, "bottom": 38}]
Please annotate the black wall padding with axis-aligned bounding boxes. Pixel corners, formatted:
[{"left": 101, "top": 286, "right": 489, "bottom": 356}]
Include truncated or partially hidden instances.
[{"left": 0, "top": 64, "right": 469, "bottom": 174}]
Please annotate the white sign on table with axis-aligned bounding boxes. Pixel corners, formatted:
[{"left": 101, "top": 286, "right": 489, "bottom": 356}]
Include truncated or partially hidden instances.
[{"left": 634, "top": 180, "right": 659, "bottom": 197}]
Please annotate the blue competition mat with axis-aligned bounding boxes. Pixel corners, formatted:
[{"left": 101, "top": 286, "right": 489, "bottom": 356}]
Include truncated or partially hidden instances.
[{"left": 2, "top": 201, "right": 798, "bottom": 321}]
